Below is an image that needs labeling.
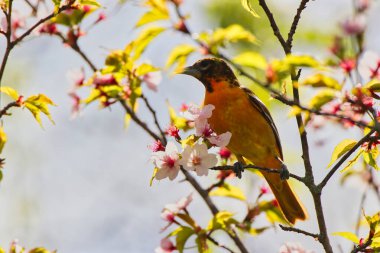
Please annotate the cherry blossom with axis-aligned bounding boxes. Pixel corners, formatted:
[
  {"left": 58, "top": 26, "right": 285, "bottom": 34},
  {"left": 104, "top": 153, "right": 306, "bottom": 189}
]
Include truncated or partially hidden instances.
[
  {"left": 143, "top": 71, "right": 162, "bottom": 92},
  {"left": 219, "top": 147, "right": 231, "bottom": 159},
  {"left": 148, "top": 140, "right": 165, "bottom": 152},
  {"left": 155, "top": 238, "right": 176, "bottom": 253},
  {"left": 208, "top": 131, "right": 232, "bottom": 148},
  {"left": 152, "top": 142, "right": 181, "bottom": 180},
  {"left": 341, "top": 15, "right": 366, "bottom": 35},
  {"left": 67, "top": 68, "right": 85, "bottom": 90},
  {"left": 180, "top": 143, "right": 217, "bottom": 176},
  {"left": 183, "top": 104, "right": 215, "bottom": 133}
]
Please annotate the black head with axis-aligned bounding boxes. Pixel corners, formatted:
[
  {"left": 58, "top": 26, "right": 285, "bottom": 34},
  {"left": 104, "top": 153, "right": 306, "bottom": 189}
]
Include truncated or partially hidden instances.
[{"left": 179, "top": 58, "right": 238, "bottom": 92}]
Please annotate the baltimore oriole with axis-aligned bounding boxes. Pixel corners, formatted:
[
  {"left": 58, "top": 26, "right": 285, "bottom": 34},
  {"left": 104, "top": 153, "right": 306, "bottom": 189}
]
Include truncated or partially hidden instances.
[{"left": 180, "top": 58, "right": 307, "bottom": 224}]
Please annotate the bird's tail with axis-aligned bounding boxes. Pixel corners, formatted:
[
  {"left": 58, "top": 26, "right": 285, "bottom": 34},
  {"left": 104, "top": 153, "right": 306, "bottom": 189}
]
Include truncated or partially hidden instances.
[{"left": 261, "top": 157, "right": 307, "bottom": 225}]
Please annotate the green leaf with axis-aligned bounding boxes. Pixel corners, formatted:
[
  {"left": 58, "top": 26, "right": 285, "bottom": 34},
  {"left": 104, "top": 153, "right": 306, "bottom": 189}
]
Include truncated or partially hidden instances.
[
  {"left": 241, "top": 0, "right": 259, "bottom": 18},
  {"left": 170, "top": 226, "right": 195, "bottom": 253},
  {"left": 210, "top": 183, "right": 246, "bottom": 201},
  {"left": 363, "top": 148, "right": 380, "bottom": 170},
  {"left": 365, "top": 212, "right": 380, "bottom": 233},
  {"left": 0, "top": 127, "right": 6, "bottom": 154},
  {"left": 248, "top": 226, "right": 270, "bottom": 236},
  {"left": 195, "top": 232, "right": 209, "bottom": 253},
  {"left": 327, "top": 139, "right": 357, "bottom": 167},
  {"left": 332, "top": 231, "right": 360, "bottom": 244},
  {"left": 302, "top": 74, "right": 341, "bottom": 90},
  {"left": 308, "top": 89, "right": 336, "bottom": 110},
  {"left": 284, "top": 55, "right": 320, "bottom": 68},
  {"left": 24, "top": 94, "right": 56, "bottom": 127},
  {"left": 128, "top": 26, "right": 166, "bottom": 60},
  {"left": 0, "top": 247, "right": 4, "bottom": 253},
  {"left": 0, "top": 86, "right": 19, "bottom": 100},
  {"left": 176, "top": 213, "right": 198, "bottom": 229},
  {"left": 166, "top": 44, "right": 196, "bottom": 72},
  {"left": 232, "top": 52, "right": 267, "bottom": 70},
  {"left": 136, "top": 8, "right": 169, "bottom": 27}
]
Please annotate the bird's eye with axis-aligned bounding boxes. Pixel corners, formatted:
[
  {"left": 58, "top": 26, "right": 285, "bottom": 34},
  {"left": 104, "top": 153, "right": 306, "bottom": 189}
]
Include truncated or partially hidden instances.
[{"left": 199, "top": 60, "right": 211, "bottom": 70}]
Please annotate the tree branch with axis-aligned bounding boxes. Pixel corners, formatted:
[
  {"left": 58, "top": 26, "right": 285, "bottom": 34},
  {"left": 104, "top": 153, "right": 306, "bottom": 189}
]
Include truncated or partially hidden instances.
[
  {"left": 279, "top": 224, "right": 319, "bottom": 239},
  {"left": 0, "top": 101, "right": 19, "bottom": 118},
  {"left": 286, "top": 0, "right": 310, "bottom": 49},
  {"left": 141, "top": 94, "right": 167, "bottom": 145}
]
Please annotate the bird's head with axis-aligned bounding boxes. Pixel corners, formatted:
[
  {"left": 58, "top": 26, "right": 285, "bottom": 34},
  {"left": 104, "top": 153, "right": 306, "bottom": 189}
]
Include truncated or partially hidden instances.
[{"left": 179, "top": 58, "right": 238, "bottom": 92}]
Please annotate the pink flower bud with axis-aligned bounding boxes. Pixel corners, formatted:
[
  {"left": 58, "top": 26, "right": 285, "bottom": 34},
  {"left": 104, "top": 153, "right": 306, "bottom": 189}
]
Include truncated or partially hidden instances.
[
  {"left": 218, "top": 147, "right": 231, "bottom": 159},
  {"left": 149, "top": 140, "right": 166, "bottom": 152},
  {"left": 340, "top": 59, "right": 356, "bottom": 73},
  {"left": 166, "top": 125, "right": 180, "bottom": 139}
]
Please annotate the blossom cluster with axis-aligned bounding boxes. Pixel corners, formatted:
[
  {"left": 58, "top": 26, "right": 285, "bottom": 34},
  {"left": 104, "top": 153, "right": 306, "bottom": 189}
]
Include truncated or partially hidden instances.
[{"left": 150, "top": 104, "right": 232, "bottom": 181}]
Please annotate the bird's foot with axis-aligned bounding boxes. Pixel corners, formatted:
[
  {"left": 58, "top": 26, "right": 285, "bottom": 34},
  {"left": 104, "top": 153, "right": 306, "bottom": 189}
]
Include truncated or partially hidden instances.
[
  {"left": 233, "top": 162, "right": 245, "bottom": 179},
  {"left": 280, "top": 163, "right": 290, "bottom": 180}
]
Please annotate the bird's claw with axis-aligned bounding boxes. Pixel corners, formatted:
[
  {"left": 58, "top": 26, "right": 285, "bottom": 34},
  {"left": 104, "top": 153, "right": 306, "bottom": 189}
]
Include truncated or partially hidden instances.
[
  {"left": 233, "top": 162, "right": 245, "bottom": 179},
  {"left": 280, "top": 163, "right": 290, "bottom": 180}
]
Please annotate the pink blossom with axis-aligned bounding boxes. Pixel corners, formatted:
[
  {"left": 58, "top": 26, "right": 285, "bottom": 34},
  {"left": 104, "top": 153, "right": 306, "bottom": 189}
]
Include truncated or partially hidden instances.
[
  {"left": 155, "top": 238, "right": 176, "bottom": 253},
  {"left": 340, "top": 59, "right": 356, "bottom": 73},
  {"left": 68, "top": 92, "right": 81, "bottom": 118},
  {"left": 358, "top": 51, "right": 380, "bottom": 80},
  {"left": 356, "top": 0, "right": 371, "bottom": 12},
  {"left": 67, "top": 68, "right": 85, "bottom": 89},
  {"left": 195, "top": 122, "right": 214, "bottom": 137},
  {"left": 180, "top": 103, "right": 189, "bottom": 112},
  {"left": 160, "top": 209, "right": 176, "bottom": 223},
  {"left": 95, "top": 12, "right": 106, "bottom": 23},
  {"left": 93, "top": 73, "right": 117, "bottom": 86},
  {"left": 148, "top": 140, "right": 165, "bottom": 152},
  {"left": 1, "top": 12, "right": 26, "bottom": 40},
  {"left": 278, "top": 242, "right": 313, "bottom": 253},
  {"left": 152, "top": 142, "right": 181, "bottom": 181},
  {"left": 341, "top": 15, "right": 366, "bottom": 35},
  {"left": 183, "top": 104, "right": 215, "bottom": 135},
  {"left": 180, "top": 143, "right": 217, "bottom": 176},
  {"left": 208, "top": 131, "right": 232, "bottom": 148},
  {"left": 260, "top": 185, "right": 271, "bottom": 194},
  {"left": 166, "top": 125, "right": 180, "bottom": 139},
  {"left": 143, "top": 71, "right": 162, "bottom": 92},
  {"left": 176, "top": 192, "right": 193, "bottom": 210},
  {"left": 39, "top": 22, "right": 58, "bottom": 35}
]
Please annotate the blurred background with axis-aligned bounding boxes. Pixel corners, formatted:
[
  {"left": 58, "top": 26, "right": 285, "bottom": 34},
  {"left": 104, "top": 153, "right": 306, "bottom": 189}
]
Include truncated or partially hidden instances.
[{"left": 1, "top": 0, "right": 380, "bottom": 252}]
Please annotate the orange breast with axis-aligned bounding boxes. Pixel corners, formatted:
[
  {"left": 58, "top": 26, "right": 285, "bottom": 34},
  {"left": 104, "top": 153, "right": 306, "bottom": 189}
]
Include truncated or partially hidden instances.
[{"left": 204, "top": 81, "right": 280, "bottom": 166}]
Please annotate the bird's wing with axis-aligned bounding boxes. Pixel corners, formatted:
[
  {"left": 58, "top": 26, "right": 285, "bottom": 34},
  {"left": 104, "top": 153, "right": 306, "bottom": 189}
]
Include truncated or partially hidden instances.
[{"left": 241, "top": 87, "right": 283, "bottom": 159}]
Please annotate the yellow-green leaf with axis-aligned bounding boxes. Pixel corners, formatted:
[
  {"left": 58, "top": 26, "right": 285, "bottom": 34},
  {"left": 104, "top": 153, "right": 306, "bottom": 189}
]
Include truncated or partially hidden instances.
[
  {"left": 166, "top": 44, "right": 196, "bottom": 72},
  {"left": 136, "top": 8, "right": 169, "bottom": 27},
  {"left": 302, "top": 74, "right": 341, "bottom": 90},
  {"left": 0, "top": 86, "right": 19, "bottom": 100},
  {"left": 332, "top": 231, "right": 360, "bottom": 244},
  {"left": 150, "top": 167, "right": 158, "bottom": 186},
  {"left": 364, "top": 79, "right": 380, "bottom": 92},
  {"left": 328, "top": 139, "right": 357, "bottom": 167},
  {"left": 363, "top": 148, "right": 380, "bottom": 170},
  {"left": 308, "top": 89, "right": 336, "bottom": 110},
  {"left": 29, "top": 248, "right": 51, "bottom": 253},
  {"left": 241, "top": 0, "right": 259, "bottom": 18},
  {"left": 340, "top": 149, "right": 363, "bottom": 172},
  {"left": 167, "top": 101, "right": 190, "bottom": 131},
  {"left": 24, "top": 94, "right": 56, "bottom": 127},
  {"left": 0, "top": 127, "right": 6, "bottom": 154},
  {"left": 207, "top": 211, "right": 238, "bottom": 231},
  {"left": 284, "top": 55, "right": 320, "bottom": 68},
  {"left": 135, "top": 63, "right": 160, "bottom": 76},
  {"left": 211, "top": 24, "right": 257, "bottom": 46},
  {"left": 172, "top": 226, "right": 195, "bottom": 253},
  {"left": 128, "top": 26, "right": 166, "bottom": 60},
  {"left": 232, "top": 52, "right": 267, "bottom": 70},
  {"left": 210, "top": 183, "right": 246, "bottom": 201}
]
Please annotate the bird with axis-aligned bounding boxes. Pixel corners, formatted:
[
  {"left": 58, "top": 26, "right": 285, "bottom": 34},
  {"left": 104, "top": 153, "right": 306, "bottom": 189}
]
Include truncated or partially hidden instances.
[{"left": 180, "top": 57, "right": 307, "bottom": 224}]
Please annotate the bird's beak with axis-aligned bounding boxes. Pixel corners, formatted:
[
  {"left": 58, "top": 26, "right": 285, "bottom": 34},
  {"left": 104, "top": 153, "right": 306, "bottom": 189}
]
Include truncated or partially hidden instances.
[{"left": 178, "top": 66, "right": 201, "bottom": 79}]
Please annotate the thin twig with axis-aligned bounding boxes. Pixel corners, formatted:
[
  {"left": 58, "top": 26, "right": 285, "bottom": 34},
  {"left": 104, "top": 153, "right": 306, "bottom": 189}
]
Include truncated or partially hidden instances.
[
  {"left": 279, "top": 224, "right": 319, "bottom": 239},
  {"left": 207, "top": 234, "right": 236, "bottom": 253},
  {"left": 286, "top": 0, "right": 310, "bottom": 49},
  {"left": 141, "top": 94, "right": 167, "bottom": 145},
  {"left": 209, "top": 164, "right": 305, "bottom": 183},
  {"left": 319, "top": 129, "right": 376, "bottom": 189},
  {"left": 0, "top": 101, "right": 19, "bottom": 118}
]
